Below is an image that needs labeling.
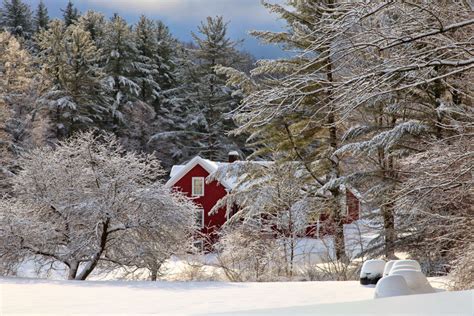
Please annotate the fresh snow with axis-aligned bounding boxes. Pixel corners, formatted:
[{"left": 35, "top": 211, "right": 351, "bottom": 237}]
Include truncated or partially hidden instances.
[
  {"left": 0, "top": 278, "right": 373, "bottom": 315},
  {"left": 234, "top": 290, "right": 473, "bottom": 316},
  {"left": 1, "top": 277, "right": 468, "bottom": 315}
]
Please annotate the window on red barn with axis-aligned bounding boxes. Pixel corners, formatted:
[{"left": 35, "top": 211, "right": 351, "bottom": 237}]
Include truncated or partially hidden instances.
[
  {"left": 192, "top": 177, "right": 205, "bottom": 197},
  {"left": 195, "top": 208, "right": 204, "bottom": 229}
]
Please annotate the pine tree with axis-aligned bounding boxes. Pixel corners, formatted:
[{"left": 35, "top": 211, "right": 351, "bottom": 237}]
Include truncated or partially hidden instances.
[
  {"left": 149, "top": 43, "right": 203, "bottom": 168},
  {"left": 154, "top": 21, "right": 176, "bottom": 92},
  {"left": 149, "top": 17, "right": 252, "bottom": 168},
  {"left": 216, "top": 1, "right": 358, "bottom": 261},
  {"left": 34, "top": 0, "right": 48, "bottom": 32},
  {"left": 0, "top": 31, "right": 33, "bottom": 194},
  {"left": 0, "top": 30, "right": 31, "bottom": 94},
  {"left": 102, "top": 14, "right": 141, "bottom": 131},
  {"left": 0, "top": 0, "right": 33, "bottom": 37},
  {"left": 0, "top": 95, "right": 12, "bottom": 195},
  {"left": 62, "top": 0, "right": 79, "bottom": 27},
  {"left": 133, "top": 16, "right": 161, "bottom": 105},
  {"left": 189, "top": 16, "right": 245, "bottom": 161},
  {"left": 76, "top": 10, "right": 106, "bottom": 44},
  {"left": 38, "top": 20, "right": 107, "bottom": 139},
  {"left": 333, "top": 1, "right": 474, "bottom": 261}
]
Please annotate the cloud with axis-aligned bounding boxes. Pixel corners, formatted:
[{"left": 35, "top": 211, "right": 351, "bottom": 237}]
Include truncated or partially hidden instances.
[{"left": 84, "top": 0, "right": 282, "bottom": 24}]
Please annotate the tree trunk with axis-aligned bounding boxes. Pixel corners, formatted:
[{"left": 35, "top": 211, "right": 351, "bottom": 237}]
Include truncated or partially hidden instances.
[
  {"left": 75, "top": 219, "right": 110, "bottom": 280},
  {"left": 382, "top": 202, "right": 396, "bottom": 259},
  {"left": 324, "top": 46, "right": 346, "bottom": 263},
  {"left": 67, "top": 261, "right": 79, "bottom": 280},
  {"left": 289, "top": 237, "right": 295, "bottom": 278},
  {"left": 383, "top": 146, "right": 397, "bottom": 259},
  {"left": 150, "top": 269, "right": 158, "bottom": 281},
  {"left": 150, "top": 263, "right": 162, "bottom": 281},
  {"left": 331, "top": 190, "right": 347, "bottom": 263}
]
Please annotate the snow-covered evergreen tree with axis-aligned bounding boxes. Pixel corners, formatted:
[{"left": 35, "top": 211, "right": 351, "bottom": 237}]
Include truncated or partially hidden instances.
[
  {"left": 33, "top": 0, "right": 48, "bottom": 32},
  {"left": 154, "top": 21, "right": 177, "bottom": 92},
  {"left": 133, "top": 16, "right": 162, "bottom": 105},
  {"left": 102, "top": 14, "right": 141, "bottom": 131},
  {"left": 76, "top": 10, "right": 106, "bottom": 44},
  {"left": 153, "top": 17, "right": 252, "bottom": 166},
  {"left": 332, "top": 1, "right": 473, "bottom": 260},
  {"left": 0, "top": 91, "right": 12, "bottom": 196},
  {"left": 0, "top": 31, "right": 34, "bottom": 194},
  {"left": 216, "top": 1, "right": 362, "bottom": 261},
  {"left": 37, "top": 20, "right": 108, "bottom": 138},
  {"left": 0, "top": 0, "right": 32, "bottom": 37},
  {"left": 0, "top": 30, "right": 31, "bottom": 94},
  {"left": 188, "top": 16, "right": 246, "bottom": 161},
  {"left": 62, "top": 0, "right": 79, "bottom": 27},
  {"left": 148, "top": 41, "right": 203, "bottom": 169}
]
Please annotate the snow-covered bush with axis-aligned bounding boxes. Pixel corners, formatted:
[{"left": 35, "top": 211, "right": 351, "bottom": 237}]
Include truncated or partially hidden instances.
[
  {"left": 374, "top": 275, "right": 412, "bottom": 299},
  {"left": 0, "top": 131, "right": 197, "bottom": 280},
  {"left": 383, "top": 260, "right": 397, "bottom": 277},
  {"left": 171, "top": 260, "right": 221, "bottom": 282},
  {"left": 390, "top": 270, "right": 435, "bottom": 294},
  {"left": 449, "top": 243, "right": 474, "bottom": 291},
  {"left": 392, "top": 260, "right": 421, "bottom": 271},
  {"left": 300, "top": 259, "right": 361, "bottom": 282},
  {"left": 215, "top": 225, "right": 285, "bottom": 282},
  {"left": 360, "top": 260, "right": 385, "bottom": 285},
  {"left": 389, "top": 260, "right": 422, "bottom": 276},
  {"left": 390, "top": 266, "right": 421, "bottom": 276}
]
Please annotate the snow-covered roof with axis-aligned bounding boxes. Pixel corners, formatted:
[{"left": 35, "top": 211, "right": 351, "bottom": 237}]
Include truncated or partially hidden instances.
[
  {"left": 165, "top": 156, "right": 235, "bottom": 190},
  {"left": 167, "top": 157, "right": 366, "bottom": 203}
]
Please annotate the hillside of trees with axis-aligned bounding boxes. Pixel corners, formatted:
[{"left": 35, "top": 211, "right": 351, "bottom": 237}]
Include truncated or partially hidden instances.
[{"left": 0, "top": 0, "right": 253, "bottom": 176}]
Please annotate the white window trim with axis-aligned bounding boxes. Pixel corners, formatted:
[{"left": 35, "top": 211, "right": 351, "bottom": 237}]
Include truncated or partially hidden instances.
[
  {"left": 191, "top": 177, "right": 205, "bottom": 197},
  {"left": 196, "top": 208, "right": 205, "bottom": 229}
]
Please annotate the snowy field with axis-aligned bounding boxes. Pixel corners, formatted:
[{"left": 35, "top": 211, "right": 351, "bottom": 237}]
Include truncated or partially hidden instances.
[{"left": 1, "top": 277, "right": 472, "bottom": 315}]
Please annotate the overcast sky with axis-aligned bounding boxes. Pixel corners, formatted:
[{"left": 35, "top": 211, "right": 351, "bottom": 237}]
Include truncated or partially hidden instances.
[{"left": 23, "top": 0, "right": 288, "bottom": 59}]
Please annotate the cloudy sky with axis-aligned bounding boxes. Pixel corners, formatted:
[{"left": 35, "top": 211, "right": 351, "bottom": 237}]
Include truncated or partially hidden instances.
[{"left": 23, "top": 0, "right": 288, "bottom": 58}]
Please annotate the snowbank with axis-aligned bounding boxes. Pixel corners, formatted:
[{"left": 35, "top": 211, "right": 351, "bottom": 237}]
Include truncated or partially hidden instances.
[
  {"left": 374, "top": 275, "right": 412, "bottom": 298},
  {"left": 0, "top": 277, "right": 460, "bottom": 315},
  {"left": 0, "top": 278, "right": 374, "bottom": 315},
  {"left": 229, "top": 290, "right": 473, "bottom": 316}
]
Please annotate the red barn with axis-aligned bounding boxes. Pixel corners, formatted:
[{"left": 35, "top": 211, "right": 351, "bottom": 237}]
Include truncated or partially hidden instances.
[
  {"left": 165, "top": 154, "right": 360, "bottom": 250},
  {"left": 165, "top": 156, "right": 231, "bottom": 249}
]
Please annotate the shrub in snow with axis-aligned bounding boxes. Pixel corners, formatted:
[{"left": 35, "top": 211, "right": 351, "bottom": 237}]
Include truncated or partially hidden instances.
[
  {"left": 390, "top": 270, "right": 435, "bottom": 294},
  {"left": 392, "top": 260, "right": 421, "bottom": 271},
  {"left": 449, "top": 243, "right": 474, "bottom": 290},
  {"left": 360, "top": 259, "right": 385, "bottom": 285},
  {"left": 389, "top": 265, "right": 421, "bottom": 275},
  {"left": 383, "top": 260, "right": 398, "bottom": 276},
  {"left": 374, "top": 275, "right": 412, "bottom": 299},
  {"left": 215, "top": 225, "right": 285, "bottom": 282}
]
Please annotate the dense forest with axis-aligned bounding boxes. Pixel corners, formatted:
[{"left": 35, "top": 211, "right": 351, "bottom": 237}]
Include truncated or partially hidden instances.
[
  {"left": 0, "top": 0, "right": 472, "bottom": 290},
  {"left": 0, "top": 0, "right": 253, "bottom": 176}
]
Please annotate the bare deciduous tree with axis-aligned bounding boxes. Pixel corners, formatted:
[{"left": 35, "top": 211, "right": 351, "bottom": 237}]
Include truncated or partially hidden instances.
[{"left": 0, "top": 131, "right": 197, "bottom": 280}]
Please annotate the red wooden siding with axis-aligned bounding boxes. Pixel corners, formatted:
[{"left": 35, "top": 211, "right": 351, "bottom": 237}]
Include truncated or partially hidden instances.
[
  {"left": 173, "top": 164, "right": 228, "bottom": 244},
  {"left": 345, "top": 190, "right": 360, "bottom": 223},
  {"left": 172, "top": 161, "right": 361, "bottom": 245}
]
